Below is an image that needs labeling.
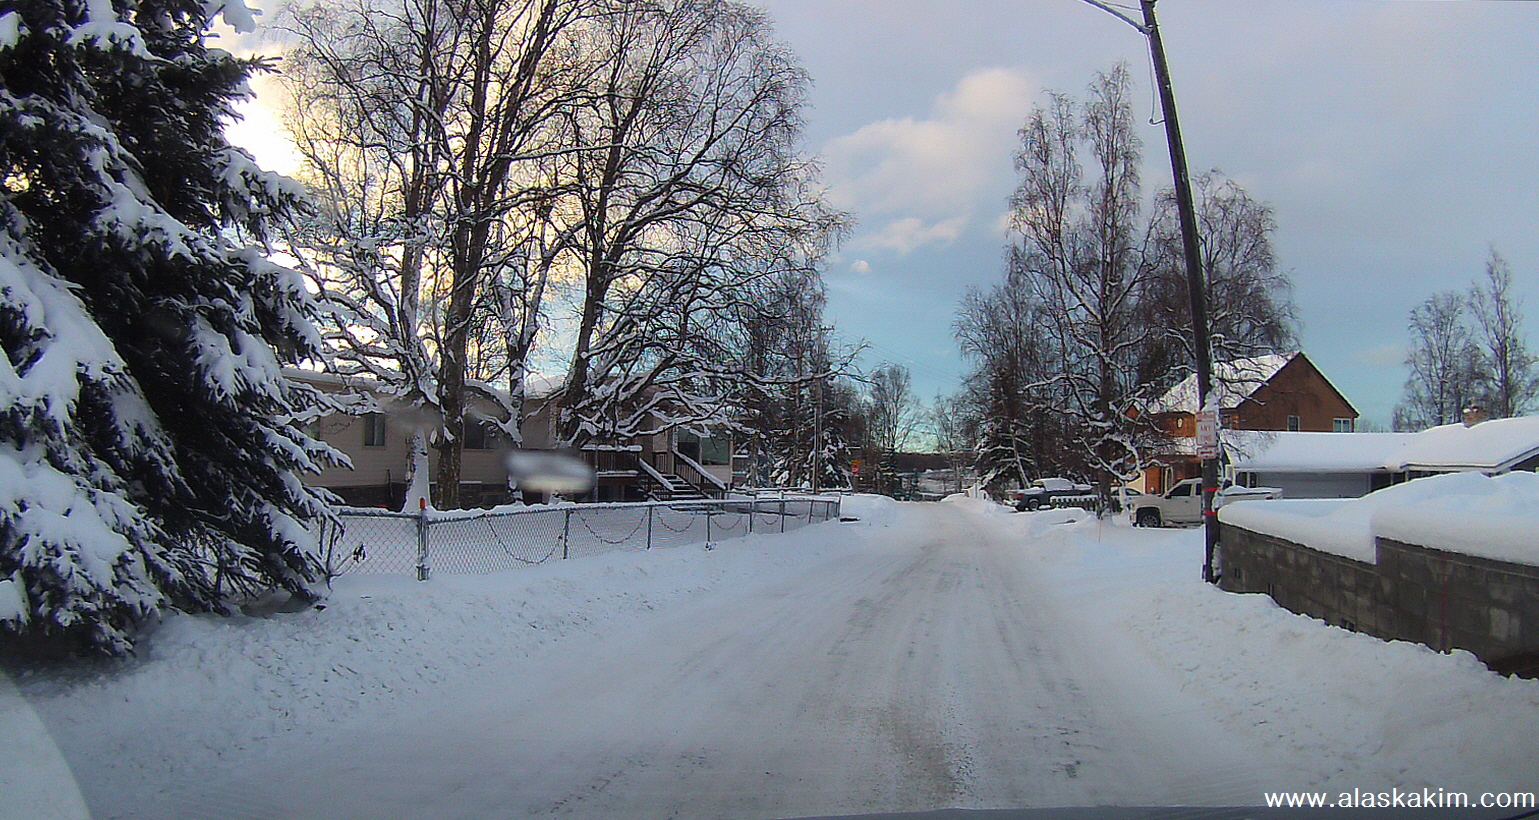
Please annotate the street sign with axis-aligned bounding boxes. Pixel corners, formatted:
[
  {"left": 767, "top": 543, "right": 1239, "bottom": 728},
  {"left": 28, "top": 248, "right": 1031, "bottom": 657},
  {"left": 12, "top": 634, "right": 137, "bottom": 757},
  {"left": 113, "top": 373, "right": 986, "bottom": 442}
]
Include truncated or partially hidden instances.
[{"left": 1195, "top": 407, "right": 1220, "bottom": 459}]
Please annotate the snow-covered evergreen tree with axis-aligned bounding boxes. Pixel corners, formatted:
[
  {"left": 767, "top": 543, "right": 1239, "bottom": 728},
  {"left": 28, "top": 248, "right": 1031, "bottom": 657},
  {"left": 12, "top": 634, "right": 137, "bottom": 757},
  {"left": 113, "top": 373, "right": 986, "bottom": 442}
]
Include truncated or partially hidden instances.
[{"left": 0, "top": 0, "right": 338, "bottom": 653}]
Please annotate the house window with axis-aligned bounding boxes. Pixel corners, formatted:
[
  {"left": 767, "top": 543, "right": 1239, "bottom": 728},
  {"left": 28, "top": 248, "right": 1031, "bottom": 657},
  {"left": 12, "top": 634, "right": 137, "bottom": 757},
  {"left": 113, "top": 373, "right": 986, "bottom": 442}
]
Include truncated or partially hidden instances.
[
  {"left": 362, "top": 413, "right": 387, "bottom": 447},
  {"left": 464, "top": 421, "right": 496, "bottom": 450},
  {"left": 698, "top": 434, "right": 731, "bottom": 466},
  {"left": 1286, "top": 415, "right": 1300, "bottom": 432},
  {"left": 1333, "top": 417, "right": 1354, "bottom": 433}
]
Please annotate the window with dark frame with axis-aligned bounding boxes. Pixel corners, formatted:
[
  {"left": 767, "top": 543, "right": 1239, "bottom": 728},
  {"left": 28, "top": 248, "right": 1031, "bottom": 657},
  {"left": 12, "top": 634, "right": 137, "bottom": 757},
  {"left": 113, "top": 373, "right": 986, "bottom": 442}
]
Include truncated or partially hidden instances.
[
  {"left": 1286, "top": 415, "right": 1300, "bottom": 432},
  {"left": 362, "top": 413, "right": 387, "bottom": 447},
  {"left": 464, "top": 421, "right": 493, "bottom": 451}
]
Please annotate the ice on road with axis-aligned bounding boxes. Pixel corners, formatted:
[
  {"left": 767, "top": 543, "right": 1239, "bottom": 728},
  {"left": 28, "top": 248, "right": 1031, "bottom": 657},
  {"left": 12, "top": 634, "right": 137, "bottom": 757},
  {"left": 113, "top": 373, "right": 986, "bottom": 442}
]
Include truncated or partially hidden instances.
[{"left": 18, "top": 496, "right": 1539, "bottom": 819}]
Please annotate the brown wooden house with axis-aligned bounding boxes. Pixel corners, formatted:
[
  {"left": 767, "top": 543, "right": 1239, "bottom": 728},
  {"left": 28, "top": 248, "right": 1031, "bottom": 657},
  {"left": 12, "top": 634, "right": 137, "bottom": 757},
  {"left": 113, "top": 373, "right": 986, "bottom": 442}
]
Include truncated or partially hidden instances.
[{"left": 1140, "top": 352, "right": 1359, "bottom": 493}]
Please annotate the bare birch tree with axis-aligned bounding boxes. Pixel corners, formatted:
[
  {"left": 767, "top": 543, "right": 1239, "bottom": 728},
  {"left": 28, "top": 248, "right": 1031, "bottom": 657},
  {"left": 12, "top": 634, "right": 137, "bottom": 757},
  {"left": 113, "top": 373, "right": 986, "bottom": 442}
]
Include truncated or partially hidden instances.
[
  {"left": 958, "top": 67, "right": 1294, "bottom": 498},
  {"left": 1468, "top": 248, "right": 1538, "bottom": 419},
  {"left": 1007, "top": 65, "right": 1150, "bottom": 497},
  {"left": 1394, "top": 291, "right": 1489, "bottom": 430},
  {"left": 1144, "top": 171, "right": 1296, "bottom": 371}
]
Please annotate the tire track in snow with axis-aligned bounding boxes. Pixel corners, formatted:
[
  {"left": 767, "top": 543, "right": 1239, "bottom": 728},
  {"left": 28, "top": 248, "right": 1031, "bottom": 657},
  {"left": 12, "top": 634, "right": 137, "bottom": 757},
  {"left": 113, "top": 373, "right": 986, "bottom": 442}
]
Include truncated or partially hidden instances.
[{"left": 74, "top": 500, "right": 1273, "bottom": 819}]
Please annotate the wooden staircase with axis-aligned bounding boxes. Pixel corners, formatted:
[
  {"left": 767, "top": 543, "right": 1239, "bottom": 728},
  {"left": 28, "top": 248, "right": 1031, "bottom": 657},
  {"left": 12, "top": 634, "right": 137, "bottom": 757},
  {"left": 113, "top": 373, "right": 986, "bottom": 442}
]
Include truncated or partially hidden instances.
[
  {"left": 635, "top": 458, "right": 707, "bottom": 501},
  {"left": 644, "top": 472, "right": 707, "bottom": 501}
]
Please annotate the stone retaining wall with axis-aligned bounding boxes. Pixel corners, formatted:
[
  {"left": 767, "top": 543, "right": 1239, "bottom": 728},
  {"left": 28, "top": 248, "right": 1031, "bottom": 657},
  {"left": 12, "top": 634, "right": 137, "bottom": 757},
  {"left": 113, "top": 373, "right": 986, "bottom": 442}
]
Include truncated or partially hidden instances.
[{"left": 1219, "top": 524, "right": 1539, "bottom": 676}]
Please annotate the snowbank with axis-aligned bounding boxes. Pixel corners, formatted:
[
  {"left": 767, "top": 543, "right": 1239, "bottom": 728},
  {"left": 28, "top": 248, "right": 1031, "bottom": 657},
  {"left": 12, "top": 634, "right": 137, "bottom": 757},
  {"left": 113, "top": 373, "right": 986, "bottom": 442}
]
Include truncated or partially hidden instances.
[
  {"left": 937, "top": 492, "right": 1010, "bottom": 516},
  {"left": 12, "top": 522, "right": 849, "bottom": 817},
  {"left": 835, "top": 493, "right": 902, "bottom": 527},
  {"left": 967, "top": 502, "right": 1539, "bottom": 796},
  {"left": 1218, "top": 472, "right": 1539, "bottom": 566},
  {"left": 1372, "top": 471, "right": 1539, "bottom": 565}
]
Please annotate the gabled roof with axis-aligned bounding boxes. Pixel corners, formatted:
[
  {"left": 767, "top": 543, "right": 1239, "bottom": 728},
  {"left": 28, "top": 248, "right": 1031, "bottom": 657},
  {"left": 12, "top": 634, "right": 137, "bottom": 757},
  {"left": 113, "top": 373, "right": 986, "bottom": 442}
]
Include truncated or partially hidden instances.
[
  {"left": 1226, "top": 417, "right": 1539, "bottom": 475},
  {"left": 1150, "top": 352, "right": 1294, "bottom": 415}
]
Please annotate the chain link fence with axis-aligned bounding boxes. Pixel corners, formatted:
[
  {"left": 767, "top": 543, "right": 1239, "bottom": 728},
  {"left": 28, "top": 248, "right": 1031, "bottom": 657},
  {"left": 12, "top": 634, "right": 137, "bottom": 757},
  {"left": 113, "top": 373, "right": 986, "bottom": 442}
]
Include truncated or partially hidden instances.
[{"left": 316, "top": 496, "right": 842, "bottom": 579}]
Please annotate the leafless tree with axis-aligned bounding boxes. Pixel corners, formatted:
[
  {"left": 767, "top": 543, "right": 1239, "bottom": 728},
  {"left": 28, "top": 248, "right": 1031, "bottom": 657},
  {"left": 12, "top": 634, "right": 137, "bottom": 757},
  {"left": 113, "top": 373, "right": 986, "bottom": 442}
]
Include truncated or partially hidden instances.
[
  {"left": 1006, "top": 65, "right": 1151, "bottom": 498},
  {"left": 954, "top": 271, "right": 1060, "bottom": 490},
  {"left": 552, "top": 0, "right": 845, "bottom": 449},
  {"left": 1468, "top": 248, "right": 1538, "bottom": 419},
  {"left": 1145, "top": 170, "right": 1297, "bottom": 371},
  {"left": 1394, "top": 291, "right": 1489, "bottom": 430},
  {"left": 959, "top": 67, "right": 1294, "bottom": 499},
  {"left": 280, "top": 0, "right": 590, "bottom": 507},
  {"left": 927, "top": 393, "right": 973, "bottom": 494},
  {"left": 866, "top": 364, "right": 919, "bottom": 482}
]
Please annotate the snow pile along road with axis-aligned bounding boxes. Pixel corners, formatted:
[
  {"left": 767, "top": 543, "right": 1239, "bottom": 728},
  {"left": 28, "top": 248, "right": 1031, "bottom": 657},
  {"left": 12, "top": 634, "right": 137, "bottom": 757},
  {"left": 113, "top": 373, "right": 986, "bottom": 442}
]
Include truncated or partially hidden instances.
[
  {"left": 8, "top": 495, "right": 1537, "bottom": 820},
  {"left": 1220, "top": 470, "right": 1539, "bottom": 564}
]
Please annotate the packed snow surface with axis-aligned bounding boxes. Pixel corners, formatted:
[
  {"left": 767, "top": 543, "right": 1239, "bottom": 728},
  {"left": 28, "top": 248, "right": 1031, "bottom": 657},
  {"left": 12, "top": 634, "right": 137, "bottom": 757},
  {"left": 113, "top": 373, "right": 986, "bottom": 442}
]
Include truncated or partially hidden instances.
[
  {"left": 8, "top": 496, "right": 1537, "bottom": 819},
  {"left": 1220, "top": 471, "right": 1539, "bottom": 566}
]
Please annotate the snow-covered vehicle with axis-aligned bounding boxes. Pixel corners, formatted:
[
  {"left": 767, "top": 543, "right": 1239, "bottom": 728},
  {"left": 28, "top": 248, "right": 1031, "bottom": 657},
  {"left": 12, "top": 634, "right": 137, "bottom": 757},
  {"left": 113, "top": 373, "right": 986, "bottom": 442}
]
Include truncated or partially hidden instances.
[
  {"left": 1131, "top": 478, "right": 1281, "bottom": 527},
  {"left": 1009, "top": 477, "right": 1096, "bottom": 511}
]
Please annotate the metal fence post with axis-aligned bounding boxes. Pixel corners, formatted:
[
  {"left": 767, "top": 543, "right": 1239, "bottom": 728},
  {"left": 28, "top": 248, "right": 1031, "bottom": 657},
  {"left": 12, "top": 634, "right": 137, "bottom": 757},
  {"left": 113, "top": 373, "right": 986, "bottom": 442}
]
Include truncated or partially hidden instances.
[
  {"left": 646, "top": 504, "right": 653, "bottom": 549},
  {"left": 780, "top": 499, "right": 786, "bottom": 533},
  {"left": 706, "top": 507, "right": 712, "bottom": 543},
  {"left": 416, "top": 501, "right": 431, "bottom": 581},
  {"left": 747, "top": 499, "right": 754, "bottom": 534},
  {"left": 562, "top": 509, "right": 571, "bottom": 559}
]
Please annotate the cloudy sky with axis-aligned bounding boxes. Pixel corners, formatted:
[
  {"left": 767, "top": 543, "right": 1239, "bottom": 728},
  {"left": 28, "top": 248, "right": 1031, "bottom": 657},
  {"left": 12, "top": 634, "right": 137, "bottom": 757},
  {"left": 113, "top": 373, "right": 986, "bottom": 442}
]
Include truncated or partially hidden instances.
[{"left": 228, "top": 0, "right": 1539, "bottom": 427}]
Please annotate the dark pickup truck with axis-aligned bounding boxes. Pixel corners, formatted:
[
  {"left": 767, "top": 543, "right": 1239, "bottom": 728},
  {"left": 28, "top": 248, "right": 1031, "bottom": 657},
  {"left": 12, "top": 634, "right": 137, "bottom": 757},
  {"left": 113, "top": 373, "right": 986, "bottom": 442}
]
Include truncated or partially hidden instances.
[{"left": 1006, "top": 478, "right": 1096, "bottom": 511}]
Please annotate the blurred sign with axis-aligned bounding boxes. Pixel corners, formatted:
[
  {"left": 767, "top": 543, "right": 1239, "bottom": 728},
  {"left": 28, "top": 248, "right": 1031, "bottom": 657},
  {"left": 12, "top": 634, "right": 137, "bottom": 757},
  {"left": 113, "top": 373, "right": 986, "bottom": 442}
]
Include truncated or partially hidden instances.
[
  {"left": 1195, "top": 407, "right": 1220, "bottom": 459},
  {"left": 851, "top": 459, "right": 862, "bottom": 475}
]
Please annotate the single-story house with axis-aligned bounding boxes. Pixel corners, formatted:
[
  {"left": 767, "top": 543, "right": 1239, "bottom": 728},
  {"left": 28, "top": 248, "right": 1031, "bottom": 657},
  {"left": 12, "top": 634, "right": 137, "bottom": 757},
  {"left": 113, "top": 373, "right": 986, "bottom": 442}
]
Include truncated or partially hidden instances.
[{"left": 1227, "top": 411, "right": 1539, "bottom": 499}]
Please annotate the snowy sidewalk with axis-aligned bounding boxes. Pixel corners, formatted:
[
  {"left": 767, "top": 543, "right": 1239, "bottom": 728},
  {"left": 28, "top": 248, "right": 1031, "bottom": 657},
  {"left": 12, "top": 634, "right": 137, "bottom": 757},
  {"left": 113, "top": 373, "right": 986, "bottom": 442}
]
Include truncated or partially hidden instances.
[{"left": 15, "top": 496, "right": 1539, "bottom": 819}]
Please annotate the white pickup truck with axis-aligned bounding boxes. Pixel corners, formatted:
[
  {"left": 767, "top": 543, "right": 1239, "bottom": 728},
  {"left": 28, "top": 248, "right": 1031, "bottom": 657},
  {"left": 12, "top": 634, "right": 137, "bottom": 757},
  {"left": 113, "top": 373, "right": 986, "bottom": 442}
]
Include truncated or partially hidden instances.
[{"left": 1130, "top": 478, "right": 1281, "bottom": 527}]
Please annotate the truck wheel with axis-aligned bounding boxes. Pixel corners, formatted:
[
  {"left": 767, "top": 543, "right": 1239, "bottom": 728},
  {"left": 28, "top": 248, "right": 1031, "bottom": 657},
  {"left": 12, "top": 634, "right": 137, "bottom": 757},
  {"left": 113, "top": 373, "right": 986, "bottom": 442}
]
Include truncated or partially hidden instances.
[
  {"left": 1135, "top": 509, "right": 1160, "bottom": 528},
  {"left": 1025, "top": 497, "right": 1041, "bottom": 511}
]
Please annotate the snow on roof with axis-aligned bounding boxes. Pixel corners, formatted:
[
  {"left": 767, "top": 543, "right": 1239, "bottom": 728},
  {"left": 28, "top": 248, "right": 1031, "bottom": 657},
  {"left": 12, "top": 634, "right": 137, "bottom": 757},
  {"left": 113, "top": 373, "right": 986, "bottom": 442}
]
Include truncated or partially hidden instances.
[
  {"left": 1226, "top": 417, "right": 1539, "bottom": 475},
  {"left": 1394, "top": 416, "right": 1539, "bottom": 472},
  {"left": 1150, "top": 353, "right": 1294, "bottom": 415},
  {"left": 1225, "top": 431, "right": 1415, "bottom": 473},
  {"left": 1220, "top": 471, "right": 1539, "bottom": 566},
  {"left": 284, "top": 367, "right": 566, "bottom": 403},
  {"left": 523, "top": 373, "right": 565, "bottom": 400}
]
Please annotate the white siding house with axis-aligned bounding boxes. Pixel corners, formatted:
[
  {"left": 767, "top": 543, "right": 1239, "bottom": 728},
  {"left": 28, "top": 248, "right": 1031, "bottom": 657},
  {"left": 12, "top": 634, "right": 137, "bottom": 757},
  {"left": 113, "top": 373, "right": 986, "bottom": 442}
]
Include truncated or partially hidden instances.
[{"left": 1228, "top": 416, "right": 1539, "bottom": 499}]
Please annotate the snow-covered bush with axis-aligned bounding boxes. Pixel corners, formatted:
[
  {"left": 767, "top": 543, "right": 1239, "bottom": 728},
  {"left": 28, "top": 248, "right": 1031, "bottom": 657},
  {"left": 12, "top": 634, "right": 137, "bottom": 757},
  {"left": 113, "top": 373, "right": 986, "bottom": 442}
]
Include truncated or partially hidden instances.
[{"left": 0, "top": 0, "right": 339, "bottom": 654}]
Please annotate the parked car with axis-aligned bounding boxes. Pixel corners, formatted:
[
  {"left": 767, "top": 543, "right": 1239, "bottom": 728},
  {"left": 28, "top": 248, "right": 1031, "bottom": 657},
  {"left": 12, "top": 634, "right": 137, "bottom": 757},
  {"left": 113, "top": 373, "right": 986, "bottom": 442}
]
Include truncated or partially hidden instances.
[
  {"left": 1009, "top": 477, "right": 1096, "bottom": 511},
  {"left": 1130, "top": 478, "right": 1281, "bottom": 527}
]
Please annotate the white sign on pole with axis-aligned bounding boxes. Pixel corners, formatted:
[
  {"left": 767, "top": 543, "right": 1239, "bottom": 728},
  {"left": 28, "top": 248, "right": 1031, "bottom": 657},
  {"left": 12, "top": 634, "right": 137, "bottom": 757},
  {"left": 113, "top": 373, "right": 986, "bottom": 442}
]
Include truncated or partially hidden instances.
[{"left": 1195, "top": 407, "right": 1220, "bottom": 460}]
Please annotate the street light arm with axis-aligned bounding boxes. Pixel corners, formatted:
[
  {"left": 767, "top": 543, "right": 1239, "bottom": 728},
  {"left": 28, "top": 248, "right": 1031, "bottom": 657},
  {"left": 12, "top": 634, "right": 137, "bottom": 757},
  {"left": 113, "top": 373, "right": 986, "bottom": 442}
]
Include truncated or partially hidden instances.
[{"left": 1076, "top": 0, "right": 1149, "bottom": 34}]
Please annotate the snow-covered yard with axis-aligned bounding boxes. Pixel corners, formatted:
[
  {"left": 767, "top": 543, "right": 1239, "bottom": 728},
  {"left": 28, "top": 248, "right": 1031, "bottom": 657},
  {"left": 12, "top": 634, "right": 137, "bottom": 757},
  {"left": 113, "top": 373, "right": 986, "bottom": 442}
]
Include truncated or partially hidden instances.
[{"left": 7, "top": 495, "right": 1538, "bottom": 819}]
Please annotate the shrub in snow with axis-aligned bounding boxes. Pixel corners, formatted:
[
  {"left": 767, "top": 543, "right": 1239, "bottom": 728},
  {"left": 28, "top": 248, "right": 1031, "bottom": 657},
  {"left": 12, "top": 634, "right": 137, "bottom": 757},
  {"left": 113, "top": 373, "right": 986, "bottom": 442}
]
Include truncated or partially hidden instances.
[{"left": 0, "top": 0, "right": 340, "bottom": 654}]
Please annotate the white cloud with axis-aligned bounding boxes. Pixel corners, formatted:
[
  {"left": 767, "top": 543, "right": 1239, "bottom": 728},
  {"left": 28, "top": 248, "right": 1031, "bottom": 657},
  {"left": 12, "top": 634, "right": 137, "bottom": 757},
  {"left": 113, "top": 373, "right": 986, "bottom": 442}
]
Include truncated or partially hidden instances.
[
  {"left": 850, "top": 259, "right": 872, "bottom": 275},
  {"left": 822, "top": 67, "right": 1041, "bottom": 254},
  {"left": 862, "top": 217, "right": 967, "bottom": 255},
  {"left": 1354, "top": 344, "right": 1404, "bottom": 368}
]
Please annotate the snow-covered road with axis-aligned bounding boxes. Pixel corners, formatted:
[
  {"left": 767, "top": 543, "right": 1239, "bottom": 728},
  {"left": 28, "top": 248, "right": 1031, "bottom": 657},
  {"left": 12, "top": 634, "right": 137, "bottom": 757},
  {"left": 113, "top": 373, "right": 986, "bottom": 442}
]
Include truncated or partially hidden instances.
[{"left": 17, "top": 496, "right": 1539, "bottom": 819}]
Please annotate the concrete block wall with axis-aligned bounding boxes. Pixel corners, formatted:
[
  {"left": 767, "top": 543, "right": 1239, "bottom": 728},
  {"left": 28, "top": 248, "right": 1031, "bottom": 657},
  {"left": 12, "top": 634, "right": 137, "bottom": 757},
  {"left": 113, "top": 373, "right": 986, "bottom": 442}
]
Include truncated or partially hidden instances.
[
  {"left": 1218, "top": 526, "right": 1383, "bottom": 635},
  {"left": 1219, "top": 524, "right": 1539, "bottom": 675}
]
